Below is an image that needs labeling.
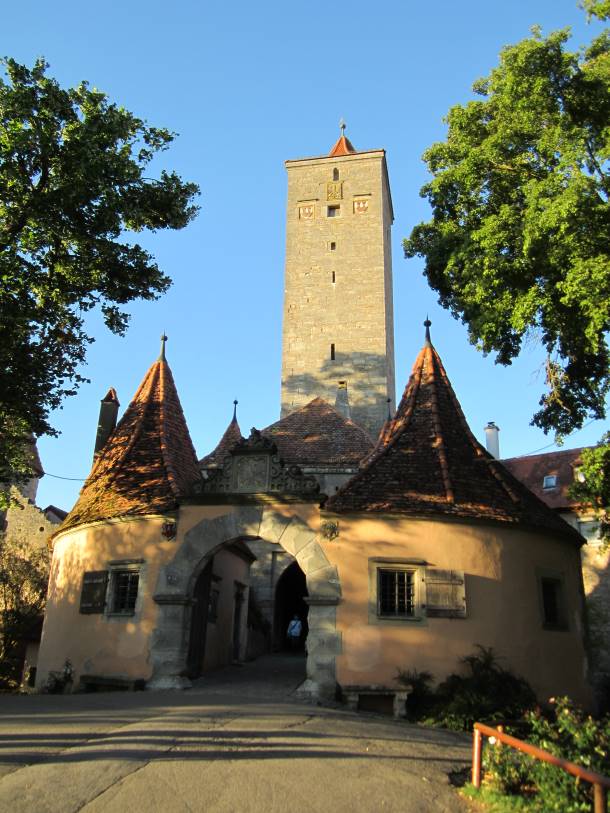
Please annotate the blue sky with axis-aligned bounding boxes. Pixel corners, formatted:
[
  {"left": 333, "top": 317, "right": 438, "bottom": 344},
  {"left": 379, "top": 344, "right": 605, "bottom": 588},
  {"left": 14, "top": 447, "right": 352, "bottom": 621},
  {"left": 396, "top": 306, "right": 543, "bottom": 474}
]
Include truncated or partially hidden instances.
[{"left": 3, "top": 0, "right": 606, "bottom": 511}]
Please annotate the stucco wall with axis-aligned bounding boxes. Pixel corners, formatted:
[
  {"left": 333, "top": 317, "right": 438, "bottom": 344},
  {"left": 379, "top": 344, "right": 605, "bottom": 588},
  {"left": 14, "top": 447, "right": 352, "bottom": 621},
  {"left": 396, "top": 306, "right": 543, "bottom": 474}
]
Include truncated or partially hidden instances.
[
  {"left": 320, "top": 514, "right": 590, "bottom": 705},
  {"left": 202, "top": 547, "right": 250, "bottom": 671},
  {"left": 36, "top": 516, "right": 176, "bottom": 688}
]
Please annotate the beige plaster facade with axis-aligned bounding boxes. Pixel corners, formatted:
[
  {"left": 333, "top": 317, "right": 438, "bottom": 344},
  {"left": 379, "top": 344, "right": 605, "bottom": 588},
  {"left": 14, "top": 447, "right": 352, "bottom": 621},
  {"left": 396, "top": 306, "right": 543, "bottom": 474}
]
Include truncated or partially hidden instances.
[
  {"left": 322, "top": 513, "right": 590, "bottom": 705},
  {"left": 38, "top": 497, "right": 591, "bottom": 706},
  {"left": 281, "top": 149, "right": 395, "bottom": 438}
]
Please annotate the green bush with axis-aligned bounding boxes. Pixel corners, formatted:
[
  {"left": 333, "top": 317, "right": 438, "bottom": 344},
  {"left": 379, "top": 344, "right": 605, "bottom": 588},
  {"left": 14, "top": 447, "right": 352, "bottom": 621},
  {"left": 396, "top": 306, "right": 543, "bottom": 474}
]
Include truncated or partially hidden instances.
[
  {"left": 397, "top": 646, "right": 537, "bottom": 731},
  {"left": 485, "top": 697, "right": 610, "bottom": 813}
]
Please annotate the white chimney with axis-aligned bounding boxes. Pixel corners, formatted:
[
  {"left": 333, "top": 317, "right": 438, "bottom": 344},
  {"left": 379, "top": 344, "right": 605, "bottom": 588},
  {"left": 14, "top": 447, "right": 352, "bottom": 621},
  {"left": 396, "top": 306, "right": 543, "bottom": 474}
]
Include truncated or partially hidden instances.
[
  {"left": 484, "top": 422, "right": 500, "bottom": 458},
  {"left": 335, "top": 381, "right": 351, "bottom": 420}
]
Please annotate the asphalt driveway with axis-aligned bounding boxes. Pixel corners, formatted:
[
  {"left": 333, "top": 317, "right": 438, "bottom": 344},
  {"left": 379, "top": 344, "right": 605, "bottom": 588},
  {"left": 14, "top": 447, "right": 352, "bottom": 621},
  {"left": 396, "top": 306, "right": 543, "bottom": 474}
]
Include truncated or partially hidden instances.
[{"left": 0, "top": 655, "right": 469, "bottom": 812}]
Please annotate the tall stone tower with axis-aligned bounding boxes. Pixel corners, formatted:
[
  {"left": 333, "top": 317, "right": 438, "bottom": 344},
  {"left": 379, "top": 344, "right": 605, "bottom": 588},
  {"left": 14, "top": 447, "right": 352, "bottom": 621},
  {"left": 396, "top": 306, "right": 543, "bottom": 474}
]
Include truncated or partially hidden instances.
[{"left": 280, "top": 128, "right": 395, "bottom": 438}]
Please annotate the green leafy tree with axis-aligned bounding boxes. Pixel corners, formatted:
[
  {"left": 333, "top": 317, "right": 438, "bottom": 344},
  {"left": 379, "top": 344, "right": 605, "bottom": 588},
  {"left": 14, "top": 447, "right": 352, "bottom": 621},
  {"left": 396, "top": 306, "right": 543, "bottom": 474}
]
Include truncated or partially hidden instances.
[
  {"left": 0, "top": 58, "right": 199, "bottom": 502},
  {"left": 404, "top": 9, "right": 609, "bottom": 438}
]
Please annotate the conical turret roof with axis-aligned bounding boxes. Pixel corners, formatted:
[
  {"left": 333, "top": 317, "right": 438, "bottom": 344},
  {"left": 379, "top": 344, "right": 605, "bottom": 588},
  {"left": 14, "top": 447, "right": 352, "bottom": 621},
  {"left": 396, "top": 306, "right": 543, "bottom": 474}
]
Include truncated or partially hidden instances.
[
  {"left": 328, "top": 134, "right": 356, "bottom": 157},
  {"left": 327, "top": 328, "right": 582, "bottom": 542},
  {"left": 59, "top": 349, "right": 200, "bottom": 533},
  {"left": 199, "top": 403, "right": 243, "bottom": 468}
]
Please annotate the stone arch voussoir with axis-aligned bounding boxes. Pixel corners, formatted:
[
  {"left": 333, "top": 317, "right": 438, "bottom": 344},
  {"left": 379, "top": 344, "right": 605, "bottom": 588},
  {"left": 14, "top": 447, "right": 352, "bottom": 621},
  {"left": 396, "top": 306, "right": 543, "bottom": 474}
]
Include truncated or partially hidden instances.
[{"left": 148, "top": 505, "right": 341, "bottom": 699}]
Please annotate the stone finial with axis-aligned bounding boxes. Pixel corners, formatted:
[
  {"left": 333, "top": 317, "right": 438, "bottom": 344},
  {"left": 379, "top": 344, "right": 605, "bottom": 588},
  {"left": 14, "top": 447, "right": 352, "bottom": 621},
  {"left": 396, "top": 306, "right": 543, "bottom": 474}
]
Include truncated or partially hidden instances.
[
  {"left": 233, "top": 400, "right": 238, "bottom": 422},
  {"left": 159, "top": 333, "right": 168, "bottom": 361}
]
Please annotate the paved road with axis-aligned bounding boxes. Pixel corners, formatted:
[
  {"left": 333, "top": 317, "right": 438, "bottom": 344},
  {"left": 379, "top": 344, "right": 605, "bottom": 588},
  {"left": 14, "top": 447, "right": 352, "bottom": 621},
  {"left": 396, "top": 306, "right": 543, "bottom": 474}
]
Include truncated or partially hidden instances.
[{"left": 0, "top": 656, "right": 469, "bottom": 812}]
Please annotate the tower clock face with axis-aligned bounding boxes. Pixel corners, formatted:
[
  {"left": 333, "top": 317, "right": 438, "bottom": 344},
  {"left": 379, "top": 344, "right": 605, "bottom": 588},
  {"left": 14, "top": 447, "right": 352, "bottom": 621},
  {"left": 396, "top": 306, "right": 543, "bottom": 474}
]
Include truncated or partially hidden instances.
[{"left": 326, "top": 181, "right": 343, "bottom": 201}]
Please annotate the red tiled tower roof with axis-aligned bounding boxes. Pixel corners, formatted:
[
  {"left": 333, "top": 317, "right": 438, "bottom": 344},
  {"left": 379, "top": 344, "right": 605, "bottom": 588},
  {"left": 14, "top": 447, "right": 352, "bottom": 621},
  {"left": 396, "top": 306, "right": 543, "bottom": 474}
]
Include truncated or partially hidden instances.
[
  {"left": 262, "top": 397, "right": 374, "bottom": 466},
  {"left": 328, "top": 134, "right": 357, "bottom": 157},
  {"left": 59, "top": 351, "right": 200, "bottom": 533},
  {"left": 199, "top": 408, "right": 243, "bottom": 469},
  {"left": 327, "top": 330, "right": 582, "bottom": 542}
]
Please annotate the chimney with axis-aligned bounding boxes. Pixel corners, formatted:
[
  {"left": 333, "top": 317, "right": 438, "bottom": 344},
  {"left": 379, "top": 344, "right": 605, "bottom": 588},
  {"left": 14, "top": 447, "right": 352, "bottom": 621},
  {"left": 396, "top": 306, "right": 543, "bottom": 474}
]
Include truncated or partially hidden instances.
[
  {"left": 335, "top": 381, "right": 351, "bottom": 420},
  {"left": 484, "top": 421, "right": 500, "bottom": 458},
  {"left": 94, "top": 388, "right": 120, "bottom": 458}
]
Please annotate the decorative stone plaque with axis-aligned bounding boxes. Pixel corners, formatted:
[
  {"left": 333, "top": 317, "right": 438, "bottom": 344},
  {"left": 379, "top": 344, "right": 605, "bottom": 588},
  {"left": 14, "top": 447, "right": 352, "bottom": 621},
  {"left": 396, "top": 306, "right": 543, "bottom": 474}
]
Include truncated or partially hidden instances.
[
  {"left": 299, "top": 204, "right": 314, "bottom": 219},
  {"left": 354, "top": 199, "right": 369, "bottom": 214},
  {"left": 327, "top": 182, "right": 343, "bottom": 201},
  {"left": 234, "top": 455, "right": 269, "bottom": 492}
]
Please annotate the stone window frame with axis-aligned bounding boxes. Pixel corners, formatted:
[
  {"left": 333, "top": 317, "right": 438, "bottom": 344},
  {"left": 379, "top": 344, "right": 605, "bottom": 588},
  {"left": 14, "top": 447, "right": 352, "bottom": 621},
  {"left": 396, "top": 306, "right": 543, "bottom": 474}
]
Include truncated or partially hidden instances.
[
  {"left": 106, "top": 558, "right": 145, "bottom": 619},
  {"left": 326, "top": 204, "right": 340, "bottom": 218},
  {"left": 368, "top": 558, "right": 427, "bottom": 626},
  {"left": 536, "top": 567, "right": 569, "bottom": 631}
]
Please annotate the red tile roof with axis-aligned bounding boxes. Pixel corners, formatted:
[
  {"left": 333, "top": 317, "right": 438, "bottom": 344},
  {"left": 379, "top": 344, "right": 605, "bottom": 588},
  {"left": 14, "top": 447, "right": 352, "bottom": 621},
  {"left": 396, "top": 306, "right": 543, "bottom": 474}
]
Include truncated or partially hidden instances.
[
  {"left": 262, "top": 397, "right": 374, "bottom": 466},
  {"left": 328, "top": 135, "right": 357, "bottom": 157},
  {"left": 326, "top": 338, "right": 582, "bottom": 542},
  {"left": 199, "top": 416, "right": 243, "bottom": 468},
  {"left": 59, "top": 356, "right": 200, "bottom": 533},
  {"left": 502, "top": 448, "right": 585, "bottom": 511}
]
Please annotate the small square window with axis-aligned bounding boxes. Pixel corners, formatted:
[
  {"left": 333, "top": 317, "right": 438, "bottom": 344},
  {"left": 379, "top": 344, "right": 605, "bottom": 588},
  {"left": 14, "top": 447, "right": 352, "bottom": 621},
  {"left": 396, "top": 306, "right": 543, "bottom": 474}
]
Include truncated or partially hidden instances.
[
  {"left": 327, "top": 205, "right": 340, "bottom": 218},
  {"left": 543, "top": 475, "right": 558, "bottom": 489},
  {"left": 330, "top": 241, "right": 336, "bottom": 251},
  {"left": 110, "top": 570, "right": 139, "bottom": 615},
  {"left": 378, "top": 569, "right": 415, "bottom": 617}
]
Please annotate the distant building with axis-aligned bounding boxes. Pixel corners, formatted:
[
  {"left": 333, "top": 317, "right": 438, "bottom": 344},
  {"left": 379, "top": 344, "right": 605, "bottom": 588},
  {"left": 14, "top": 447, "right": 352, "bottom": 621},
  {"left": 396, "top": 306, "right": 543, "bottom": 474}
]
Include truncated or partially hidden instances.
[{"left": 503, "top": 449, "right": 609, "bottom": 702}]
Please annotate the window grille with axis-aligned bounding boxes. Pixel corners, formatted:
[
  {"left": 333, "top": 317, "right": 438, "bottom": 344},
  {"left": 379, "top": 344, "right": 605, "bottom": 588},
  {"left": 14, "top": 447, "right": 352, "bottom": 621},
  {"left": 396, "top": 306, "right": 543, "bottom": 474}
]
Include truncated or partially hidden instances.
[
  {"left": 111, "top": 571, "right": 139, "bottom": 614},
  {"left": 378, "top": 569, "right": 415, "bottom": 617}
]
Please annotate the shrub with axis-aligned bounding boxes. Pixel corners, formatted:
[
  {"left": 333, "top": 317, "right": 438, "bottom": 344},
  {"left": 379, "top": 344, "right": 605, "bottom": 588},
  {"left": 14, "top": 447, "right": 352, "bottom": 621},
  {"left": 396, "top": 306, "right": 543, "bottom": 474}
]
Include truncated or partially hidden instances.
[
  {"left": 485, "top": 697, "right": 610, "bottom": 813},
  {"left": 397, "top": 646, "right": 537, "bottom": 731}
]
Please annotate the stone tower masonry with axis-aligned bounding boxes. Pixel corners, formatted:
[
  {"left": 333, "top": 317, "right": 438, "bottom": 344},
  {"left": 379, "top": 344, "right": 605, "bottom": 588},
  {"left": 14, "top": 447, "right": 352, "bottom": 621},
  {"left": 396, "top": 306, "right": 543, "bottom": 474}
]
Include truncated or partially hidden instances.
[{"left": 280, "top": 130, "right": 396, "bottom": 438}]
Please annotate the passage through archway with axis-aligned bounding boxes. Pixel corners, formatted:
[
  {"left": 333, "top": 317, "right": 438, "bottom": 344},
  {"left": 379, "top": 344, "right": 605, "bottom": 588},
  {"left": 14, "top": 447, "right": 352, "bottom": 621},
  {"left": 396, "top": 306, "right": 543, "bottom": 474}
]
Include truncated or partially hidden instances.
[
  {"left": 150, "top": 507, "right": 342, "bottom": 699},
  {"left": 274, "top": 561, "right": 308, "bottom": 651}
]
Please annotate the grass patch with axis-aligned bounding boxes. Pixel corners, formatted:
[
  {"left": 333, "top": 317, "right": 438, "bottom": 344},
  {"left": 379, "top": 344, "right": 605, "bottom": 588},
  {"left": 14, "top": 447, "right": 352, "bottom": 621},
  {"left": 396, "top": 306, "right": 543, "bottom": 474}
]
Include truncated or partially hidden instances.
[{"left": 460, "top": 784, "right": 535, "bottom": 811}]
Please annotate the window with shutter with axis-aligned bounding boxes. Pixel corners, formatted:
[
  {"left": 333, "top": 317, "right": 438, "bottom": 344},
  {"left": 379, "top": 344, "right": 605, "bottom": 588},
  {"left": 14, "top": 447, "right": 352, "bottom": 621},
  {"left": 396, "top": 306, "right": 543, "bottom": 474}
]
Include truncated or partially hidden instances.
[
  {"left": 79, "top": 571, "right": 109, "bottom": 614},
  {"left": 425, "top": 569, "right": 466, "bottom": 618},
  {"left": 368, "top": 558, "right": 426, "bottom": 624}
]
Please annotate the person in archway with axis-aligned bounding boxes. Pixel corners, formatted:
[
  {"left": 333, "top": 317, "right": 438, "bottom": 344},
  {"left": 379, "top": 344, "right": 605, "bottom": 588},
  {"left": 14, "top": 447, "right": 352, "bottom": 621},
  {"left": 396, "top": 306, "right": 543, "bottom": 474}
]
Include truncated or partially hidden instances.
[{"left": 286, "top": 614, "right": 302, "bottom": 652}]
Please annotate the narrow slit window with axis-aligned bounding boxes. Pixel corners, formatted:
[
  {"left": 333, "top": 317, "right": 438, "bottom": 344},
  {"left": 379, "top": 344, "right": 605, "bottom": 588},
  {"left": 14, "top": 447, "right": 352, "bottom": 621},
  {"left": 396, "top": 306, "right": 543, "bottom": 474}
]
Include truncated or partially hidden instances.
[
  {"left": 330, "top": 343, "right": 335, "bottom": 361},
  {"left": 330, "top": 241, "right": 336, "bottom": 251},
  {"left": 333, "top": 168, "right": 339, "bottom": 181},
  {"left": 332, "top": 271, "right": 336, "bottom": 284}
]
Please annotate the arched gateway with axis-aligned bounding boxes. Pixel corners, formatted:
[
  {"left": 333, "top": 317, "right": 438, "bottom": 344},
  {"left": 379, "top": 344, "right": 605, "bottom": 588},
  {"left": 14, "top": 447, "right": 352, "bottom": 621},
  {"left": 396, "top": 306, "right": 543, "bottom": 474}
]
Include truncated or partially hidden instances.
[{"left": 148, "top": 505, "right": 341, "bottom": 699}]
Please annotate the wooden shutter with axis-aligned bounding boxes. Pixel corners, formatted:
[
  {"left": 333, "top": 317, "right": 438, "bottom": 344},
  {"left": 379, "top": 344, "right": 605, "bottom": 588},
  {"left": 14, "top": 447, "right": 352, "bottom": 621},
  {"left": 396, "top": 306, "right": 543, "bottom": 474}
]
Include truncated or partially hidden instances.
[
  {"left": 79, "top": 570, "right": 109, "bottom": 614},
  {"left": 425, "top": 569, "right": 466, "bottom": 618}
]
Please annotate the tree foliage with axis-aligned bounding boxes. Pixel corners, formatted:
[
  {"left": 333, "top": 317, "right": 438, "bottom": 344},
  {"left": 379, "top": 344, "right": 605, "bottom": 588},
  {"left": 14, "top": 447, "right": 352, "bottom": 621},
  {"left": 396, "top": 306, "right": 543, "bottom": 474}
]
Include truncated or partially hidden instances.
[
  {"left": 0, "top": 495, "right": 51, "bottom": 690},
  {"left": 404, "top": 19, "right": 610, "bottom": 438},
  {"left": 569, "top": 431, "right": 610, "bottom": 543},
  {"left": 0, "top": 59, "right": 199, "bottom": 499}
]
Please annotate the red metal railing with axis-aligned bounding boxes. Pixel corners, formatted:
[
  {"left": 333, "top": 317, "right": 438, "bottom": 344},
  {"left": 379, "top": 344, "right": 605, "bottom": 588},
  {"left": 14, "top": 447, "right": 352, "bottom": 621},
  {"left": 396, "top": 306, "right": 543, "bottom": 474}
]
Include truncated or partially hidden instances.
[{"left": 472, "top": 721, "right": 610, "bottom": 813}]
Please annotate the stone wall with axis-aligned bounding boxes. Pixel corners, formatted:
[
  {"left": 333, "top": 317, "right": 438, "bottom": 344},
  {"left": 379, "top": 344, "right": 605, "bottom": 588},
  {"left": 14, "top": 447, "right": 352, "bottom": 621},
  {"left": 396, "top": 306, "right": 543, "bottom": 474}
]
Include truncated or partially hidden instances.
[
  {"left": 281, "top": 150, "right": 396, "bottom": 438},
  {"left": 574, "top": 517, "right": 610, "bottom": 703}
]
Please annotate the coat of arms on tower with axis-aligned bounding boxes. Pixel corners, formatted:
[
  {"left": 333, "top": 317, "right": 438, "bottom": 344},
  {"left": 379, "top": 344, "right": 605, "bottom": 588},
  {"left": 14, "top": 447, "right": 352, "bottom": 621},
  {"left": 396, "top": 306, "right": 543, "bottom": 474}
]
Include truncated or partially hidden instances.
[{"left": 326, "top": 182, "right": 342, "bottom": 201}]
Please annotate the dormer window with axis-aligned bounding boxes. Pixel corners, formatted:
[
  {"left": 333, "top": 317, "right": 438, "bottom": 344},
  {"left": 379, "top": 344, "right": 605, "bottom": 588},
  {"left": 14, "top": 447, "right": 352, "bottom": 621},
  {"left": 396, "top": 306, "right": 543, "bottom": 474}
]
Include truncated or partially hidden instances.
[
  {"left": 574, "top": 468, "right": 586, "bottom": 483},
  {"left": 543, "top": 475, "right": 558, "bottom": 490}
]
